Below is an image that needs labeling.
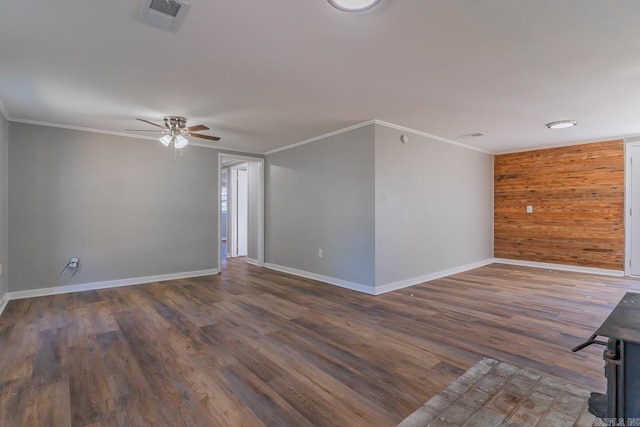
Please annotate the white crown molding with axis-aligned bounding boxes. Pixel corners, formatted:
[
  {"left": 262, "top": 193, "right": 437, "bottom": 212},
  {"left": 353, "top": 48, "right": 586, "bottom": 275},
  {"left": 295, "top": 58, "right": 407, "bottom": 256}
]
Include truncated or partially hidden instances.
[
  {"left": 265, "top": 120, "right": 377, "bottom": 155},
  {"left": 10, "top": 118, "right": 161, "bottom": 141},
  {"left": 373, "top": 120, "right": 493, "bottom": 155},
  {"left": 265, "top": 119, "right": 494, "bottom": 156},
  {"left": 264, "top": 263, "right": 376, "bottom": 295},
  {"left": 492, "top": 258, "right": 624, "bottom": 277},
  {"left": 189, "top": 143, "right": 263, "bottom": 155},
  {"left": 8, "top": 118, "right": 264, "bottom": 155},
  {"left": 494, "top": 135, "right": 633, "bottom": 155},
  {"left": 2, "top": 268, "right": 219, "bottom": 305},
  {"left": 374, "top": 259, "right": 495, "bottom": 295}
]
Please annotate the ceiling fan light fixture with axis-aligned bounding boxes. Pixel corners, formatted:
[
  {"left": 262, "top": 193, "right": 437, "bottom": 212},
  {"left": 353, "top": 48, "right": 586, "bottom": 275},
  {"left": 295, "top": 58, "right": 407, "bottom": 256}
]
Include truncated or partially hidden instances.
[
  {"left": 174, "top": 135, "right": 189, "bottom": 149},
  {"left": 328, "top": 0, "right": 382, "bottom": 12},
  {"left": 545, "top": 120, "right": 578, "bottom": 129},
  {"left": 159, "top": 134, "right": 173, "bottom": 147}
]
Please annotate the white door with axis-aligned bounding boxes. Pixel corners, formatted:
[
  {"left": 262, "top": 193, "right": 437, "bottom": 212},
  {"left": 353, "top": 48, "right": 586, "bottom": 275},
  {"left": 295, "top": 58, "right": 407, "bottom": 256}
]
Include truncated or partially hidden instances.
[
  {"left": 236, "top": 169, "right": 248, "bottom": 257},
  {"left": 632, "top": 145, "right": 640, "bottom": 275}
]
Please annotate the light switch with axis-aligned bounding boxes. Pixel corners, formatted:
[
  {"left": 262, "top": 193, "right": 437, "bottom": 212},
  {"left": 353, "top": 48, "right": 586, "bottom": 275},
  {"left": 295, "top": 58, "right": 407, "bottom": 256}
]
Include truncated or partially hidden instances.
[{"left": 526, "top": 206, "right": 533, "bottom": 213}]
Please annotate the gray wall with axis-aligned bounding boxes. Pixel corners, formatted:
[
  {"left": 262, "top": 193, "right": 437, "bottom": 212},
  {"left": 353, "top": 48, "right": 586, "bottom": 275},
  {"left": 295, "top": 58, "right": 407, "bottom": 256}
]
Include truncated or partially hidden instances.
[
  {"left": 247, "top": 161, "right": 261, "bottom": 262},
  {"left": 266, "top": 125, "right": 376, "bottom": 288},
  {"left": 374, "top": 124, "right": 494, "bottom": 286},
  {"left": 265, "top": 122, "right": 493, "bottom": 292},
  {"left": 0, "top": 114, "right": 7, "bottom": 300},
  {"left": 8, "top": 123, "right": 219, "bottom": 292}
]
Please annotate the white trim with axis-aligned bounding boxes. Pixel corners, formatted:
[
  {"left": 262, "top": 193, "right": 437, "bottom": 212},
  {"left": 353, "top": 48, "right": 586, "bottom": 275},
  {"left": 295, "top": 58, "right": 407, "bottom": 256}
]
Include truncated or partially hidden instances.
[
  {"left": 247, "top": 258, "right": 260, "bottom": 266},
  {"left": 7, "top": 118, "right": 263, "bottom": 154},
  {"left": 265, "top": 260, "right": 497, "bottom": 295},
  {"left": 265, "top": 119, "right": 492, "bottom": 156},
  {"left": 3, "top": 269, "right": 218, "bottom": 302},
  {"left": 373, "top": 120, "right": 492, "bottom": 155},
  {"left": 0, "top": 97, "right": 8, "bottom": 121},
  {"left": 625, "top": 139, "right": 640, "bottom": 276},
  {"left": 265, "top": 120, "right": 376, "bottom": 155},
  {"left": 264, "top": 263, "right": 376, "bottom": 295},
  {"left": 492, "top": 258, "right": 624, "bottom": 277},
  {"left": 11, "top": 118, "right": 160, "bottom": 141},
  {"left": 0, "top": 294, "right": 8, "bottom": 317},
  {"left": 494, "top": 136, "right": 630, "bottom": 156},
  {"left": 218, "top": 153, "right": 265, "bottom": 271},
  {"left": 375, "top": 259, "right": 495, "bottom": 295}
]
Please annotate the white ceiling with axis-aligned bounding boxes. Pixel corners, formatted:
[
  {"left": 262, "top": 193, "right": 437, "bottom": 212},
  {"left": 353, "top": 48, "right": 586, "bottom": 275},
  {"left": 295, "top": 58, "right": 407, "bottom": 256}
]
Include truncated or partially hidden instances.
[{"left": 1, "top": 0, "right": 640, "bottom": 154}]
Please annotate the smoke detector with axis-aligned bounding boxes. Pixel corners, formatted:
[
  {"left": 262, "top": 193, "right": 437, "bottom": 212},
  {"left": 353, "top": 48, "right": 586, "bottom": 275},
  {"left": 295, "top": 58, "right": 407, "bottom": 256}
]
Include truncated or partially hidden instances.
[{"left": 138, "top": 0, "right": 190, "bottom": 31}]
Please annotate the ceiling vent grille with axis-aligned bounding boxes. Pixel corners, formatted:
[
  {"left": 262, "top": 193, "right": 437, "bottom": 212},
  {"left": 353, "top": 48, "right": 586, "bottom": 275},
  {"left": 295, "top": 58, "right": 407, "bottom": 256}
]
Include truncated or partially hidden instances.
[
  {"left": 150, "top": 0, "right": 181, "bottom": 17},
  {"left": 138, "top": 0, "right": 190, "bottom": 31}
]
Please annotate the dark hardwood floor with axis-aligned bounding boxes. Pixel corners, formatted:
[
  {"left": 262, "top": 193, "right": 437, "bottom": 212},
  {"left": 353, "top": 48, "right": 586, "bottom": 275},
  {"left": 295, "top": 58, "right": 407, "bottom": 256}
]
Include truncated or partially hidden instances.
[{"left": 1, "top": 260, "right": 639, "bottom": 426}]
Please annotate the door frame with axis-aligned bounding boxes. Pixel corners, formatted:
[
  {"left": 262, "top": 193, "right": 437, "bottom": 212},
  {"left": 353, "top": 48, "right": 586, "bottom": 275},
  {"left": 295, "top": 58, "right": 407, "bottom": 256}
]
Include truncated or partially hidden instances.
[
  {"left": 229, "top": 165, "right": 248, "bottom": 257},
  {"left": 625, "top": 139, "right": 640, "bottom": 276},
  {"left": 217, "top": 153, "right": 265, "bottom": 270}
]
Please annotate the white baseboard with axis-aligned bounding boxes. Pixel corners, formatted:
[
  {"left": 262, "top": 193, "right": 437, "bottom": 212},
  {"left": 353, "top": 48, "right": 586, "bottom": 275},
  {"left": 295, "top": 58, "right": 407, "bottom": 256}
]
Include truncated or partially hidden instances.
[
  {"left": 264, "top": 260, "right": 496, "bottom": 296},
  {"left": 247, "top": 258, "right": 261, "bottom": 266},
  {"left": 264, "top": 263, "right": 376, "bottom": 295},
  {"left": 492, "top": 258, "right": 624, "bottom": 277},
  {"left": 0, "top": 294, "right": 8, "bottom": 317},
  {"left": 374, "top": 259, "right": 495, "bottom": 295},
  {"left": 4, "top": 268, "right": 219, "bottom": 303}
]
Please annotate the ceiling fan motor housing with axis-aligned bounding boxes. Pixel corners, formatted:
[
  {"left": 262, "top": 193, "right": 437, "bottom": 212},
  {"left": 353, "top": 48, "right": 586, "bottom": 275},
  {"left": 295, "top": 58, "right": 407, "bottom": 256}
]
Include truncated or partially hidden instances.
[{"left": 164, "top": 116, "right": 188, "bottom": 136}]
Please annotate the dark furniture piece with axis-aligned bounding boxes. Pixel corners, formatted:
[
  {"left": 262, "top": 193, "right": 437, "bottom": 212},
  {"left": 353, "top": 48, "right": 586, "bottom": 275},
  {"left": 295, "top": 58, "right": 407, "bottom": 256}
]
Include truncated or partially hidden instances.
[{"left": 573, "top": 292, "right": 640, "bottom": 421}]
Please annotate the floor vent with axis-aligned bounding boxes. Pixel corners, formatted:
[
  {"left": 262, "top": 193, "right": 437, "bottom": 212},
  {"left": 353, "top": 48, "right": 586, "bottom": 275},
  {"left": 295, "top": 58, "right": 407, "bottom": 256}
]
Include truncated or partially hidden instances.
[{"left": 138, "top": 0, "right": 190, "bottom": 32}]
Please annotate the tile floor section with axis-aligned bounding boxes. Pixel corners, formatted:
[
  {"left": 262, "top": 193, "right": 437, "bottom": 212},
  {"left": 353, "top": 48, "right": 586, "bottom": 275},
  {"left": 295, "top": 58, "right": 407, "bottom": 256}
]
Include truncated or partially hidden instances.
[{"left": 398, "top": 358, "right": 598, "bottom": 427}]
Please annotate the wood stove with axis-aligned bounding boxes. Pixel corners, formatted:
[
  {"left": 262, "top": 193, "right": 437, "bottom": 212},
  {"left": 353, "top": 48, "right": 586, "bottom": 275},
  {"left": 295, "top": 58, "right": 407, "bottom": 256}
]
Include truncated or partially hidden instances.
[{"left": 573, "top": 292, "right": 640, "bottom": 423}]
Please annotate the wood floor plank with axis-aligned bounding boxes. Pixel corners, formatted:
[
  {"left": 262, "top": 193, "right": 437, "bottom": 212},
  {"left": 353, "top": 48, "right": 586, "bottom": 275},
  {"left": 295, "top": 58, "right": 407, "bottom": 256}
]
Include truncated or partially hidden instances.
[
  {"left": 21, "top": 382, "right": 71, "bottom": 427},
  {"left": 1, "top": 260, "right": 640, "bottom": 425}
]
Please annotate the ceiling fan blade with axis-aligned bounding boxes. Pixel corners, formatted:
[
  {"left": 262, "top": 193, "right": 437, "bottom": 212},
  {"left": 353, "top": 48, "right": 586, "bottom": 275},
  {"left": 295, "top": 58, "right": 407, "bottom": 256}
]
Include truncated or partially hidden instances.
[
  {"left": 136, "top": 118, "right": 166, "bottom": 129},
  {"left": 125, "top": 129, "right": 165, "bottom": 132},
  {"left": 185, "top": 124, "right": 209, "bottom": 132},
  {"left": 190, "top": 133, "right": 221, "bottom": 141}
]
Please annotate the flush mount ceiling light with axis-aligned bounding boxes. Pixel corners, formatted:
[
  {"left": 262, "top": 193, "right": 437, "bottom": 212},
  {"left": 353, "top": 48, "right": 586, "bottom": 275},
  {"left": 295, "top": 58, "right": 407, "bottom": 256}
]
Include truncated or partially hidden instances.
[
  {"left": 328, "top": 0, "right": 382, "bottom": 12},
  {"left": 545, "top": 120, "right": 578, "bottom": 129}
]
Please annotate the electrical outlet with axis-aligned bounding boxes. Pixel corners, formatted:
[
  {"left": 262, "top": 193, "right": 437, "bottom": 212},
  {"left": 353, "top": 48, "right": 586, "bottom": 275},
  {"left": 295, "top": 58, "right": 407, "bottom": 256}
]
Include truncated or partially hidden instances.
[
  {"left": 318, "top": 249, "right": 323, "bottom": 258},
  {"left": 526, "top": 206, "right": 533, "bottom": 214}
]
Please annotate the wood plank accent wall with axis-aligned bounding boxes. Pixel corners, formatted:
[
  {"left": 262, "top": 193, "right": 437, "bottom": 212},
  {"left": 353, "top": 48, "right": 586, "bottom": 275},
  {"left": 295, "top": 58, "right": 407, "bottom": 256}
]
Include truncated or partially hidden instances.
[{"left": 494, "top": 140, "right": 625, "bottom": 270}]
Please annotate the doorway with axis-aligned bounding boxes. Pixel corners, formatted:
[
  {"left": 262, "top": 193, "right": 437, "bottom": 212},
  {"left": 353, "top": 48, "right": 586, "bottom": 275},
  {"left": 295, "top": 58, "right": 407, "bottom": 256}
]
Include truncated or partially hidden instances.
[
  {"left": 229, "top": 164, "right": 248, "bottom": 258},
  {"left": 627, "top": 141, "right": 640, "bottom": 276},
  {"left": 218, "top": 153, "right": 264, "bottom": 271}
]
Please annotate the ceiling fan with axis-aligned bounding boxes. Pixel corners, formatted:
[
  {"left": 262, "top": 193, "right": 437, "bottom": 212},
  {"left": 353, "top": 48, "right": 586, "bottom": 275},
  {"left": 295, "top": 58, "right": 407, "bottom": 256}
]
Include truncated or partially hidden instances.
[{"left": 126, "top": 116, "right": 220, "bottom": 148}]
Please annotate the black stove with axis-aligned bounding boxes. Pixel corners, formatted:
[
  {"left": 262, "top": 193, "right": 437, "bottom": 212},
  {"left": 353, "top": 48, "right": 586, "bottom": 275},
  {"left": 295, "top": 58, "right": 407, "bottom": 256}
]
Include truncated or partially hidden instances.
[{"left": 573, "top": 292, "right": 640, "bottom": 423}]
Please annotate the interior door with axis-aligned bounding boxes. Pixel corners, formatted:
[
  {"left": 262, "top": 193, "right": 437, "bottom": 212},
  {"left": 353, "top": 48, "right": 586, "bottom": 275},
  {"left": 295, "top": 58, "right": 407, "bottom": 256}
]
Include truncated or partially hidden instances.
[
  {"left": 236, "top": 169, "right": 248, "bottom": 257},
  {"left": 632, "top": 145, "right": 640, "bottom": 275}
]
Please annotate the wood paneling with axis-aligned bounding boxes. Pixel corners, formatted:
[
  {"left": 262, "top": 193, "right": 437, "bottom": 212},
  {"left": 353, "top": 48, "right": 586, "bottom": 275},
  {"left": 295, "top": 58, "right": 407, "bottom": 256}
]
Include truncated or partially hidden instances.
[
  {"left": 494, "top": 140, "right": 625, "bottom": 270},
  {"left": 1, "top": 258, "right": 640, "bottom": 426}
]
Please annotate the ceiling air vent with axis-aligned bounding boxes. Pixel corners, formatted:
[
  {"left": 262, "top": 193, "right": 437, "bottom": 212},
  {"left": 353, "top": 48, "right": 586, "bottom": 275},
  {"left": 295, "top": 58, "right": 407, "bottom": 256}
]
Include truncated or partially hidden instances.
[{"left": 138, "top": 0, "right": 190, "bottom": 32}]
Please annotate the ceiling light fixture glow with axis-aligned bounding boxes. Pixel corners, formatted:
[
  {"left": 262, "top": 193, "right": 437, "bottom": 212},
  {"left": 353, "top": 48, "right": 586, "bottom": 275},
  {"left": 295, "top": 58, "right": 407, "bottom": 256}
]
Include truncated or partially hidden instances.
[
  {"left": 545, "top": 120, "right": 577, "bottom": 129},
  {"left": 328, "top": 0, "right": 382, "bottom": 12},
  {"left": 159, "top": 134, "right": 173, "bottom": 147},
  {"left": 174, "top": 135, "right": 188, "bottom": 149},
  {"left": 159, "top": 133, "right": 189, "bottom": 148}
]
